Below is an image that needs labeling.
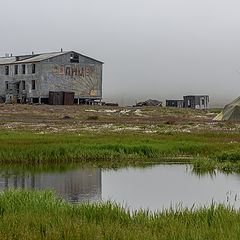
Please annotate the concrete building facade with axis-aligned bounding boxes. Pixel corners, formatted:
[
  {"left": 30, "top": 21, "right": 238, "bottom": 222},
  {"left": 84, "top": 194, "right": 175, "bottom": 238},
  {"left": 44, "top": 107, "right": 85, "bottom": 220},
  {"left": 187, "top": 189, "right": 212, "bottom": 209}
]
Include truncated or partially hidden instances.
[
  {"left": 183, "top": 95, "right": 209, "bottom": 109},
  {"left": 0, "top": 51, "right": 103, "bottom": 104}
]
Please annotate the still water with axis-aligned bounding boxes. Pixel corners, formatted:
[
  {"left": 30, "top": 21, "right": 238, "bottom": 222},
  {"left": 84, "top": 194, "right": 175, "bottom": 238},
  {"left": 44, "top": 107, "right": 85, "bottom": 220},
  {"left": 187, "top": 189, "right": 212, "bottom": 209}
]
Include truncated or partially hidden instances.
[{"left": 0, "top": 164, "right": 240, "bottom": 211}]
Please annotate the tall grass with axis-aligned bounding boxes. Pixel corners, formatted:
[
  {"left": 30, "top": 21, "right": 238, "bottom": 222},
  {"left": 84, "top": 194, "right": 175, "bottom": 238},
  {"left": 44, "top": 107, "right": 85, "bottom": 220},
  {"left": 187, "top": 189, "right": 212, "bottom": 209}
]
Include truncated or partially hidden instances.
[
  {"left": 1, "top": 131, "right": 240, "bottom": 173},
  {"left": 0, "top": 131, "right": 239, "bottom": 164},
  {"left": 0, "top": 189, "right": 239, "bottom": 239}
]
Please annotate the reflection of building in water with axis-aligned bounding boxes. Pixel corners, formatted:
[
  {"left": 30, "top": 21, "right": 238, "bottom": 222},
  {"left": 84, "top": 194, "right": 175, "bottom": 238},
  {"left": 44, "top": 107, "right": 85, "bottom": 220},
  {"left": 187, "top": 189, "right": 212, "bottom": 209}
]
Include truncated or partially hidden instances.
[{"left": 0, "top": 168, "right": 101, "bottom": 204}]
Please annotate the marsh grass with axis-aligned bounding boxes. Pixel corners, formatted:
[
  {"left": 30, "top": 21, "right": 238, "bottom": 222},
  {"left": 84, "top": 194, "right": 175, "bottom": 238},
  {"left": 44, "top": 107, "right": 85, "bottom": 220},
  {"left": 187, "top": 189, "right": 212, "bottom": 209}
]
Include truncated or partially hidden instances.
[
  {"left": 193, "top": 158, "right": 240, "bottom": 172},
  {"left": 0, "top": 189, "right": 239, "bottom": 239},
  {"left": 0, "top": 131, "right": 240, "bottom": 166}
]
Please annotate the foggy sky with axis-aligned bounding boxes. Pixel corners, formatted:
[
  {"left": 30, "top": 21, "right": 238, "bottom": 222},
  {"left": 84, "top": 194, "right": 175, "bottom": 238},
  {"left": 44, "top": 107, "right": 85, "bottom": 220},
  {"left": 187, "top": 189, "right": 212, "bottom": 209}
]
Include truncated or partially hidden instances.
[{"left": 1, "top": 0, "right": 240, "bottom": 106}]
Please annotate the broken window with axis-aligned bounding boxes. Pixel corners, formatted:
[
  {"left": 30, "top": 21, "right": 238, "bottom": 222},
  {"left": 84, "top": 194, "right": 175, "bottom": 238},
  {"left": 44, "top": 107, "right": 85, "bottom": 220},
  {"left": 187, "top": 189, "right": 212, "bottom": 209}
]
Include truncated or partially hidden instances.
[
  {"left": 32, "top": 80, "right": 36, "bottom": 90},
  {"left": 5, "top": 81, "right": 9, "bottom": 90},
  {"left": 22, "top": 81, "right": 25, "bottom": 90},
  {"left": 70, "top": 53, "right": 79, "bottom": 63},
  {"left": 15, "top": 65, "right": 18, "bottom": 75},
  {"left": 5, "top": 66, "right": 9, "bottom": 75},
  {"left": 202, "top": 99, "right": 205, "bottom": 105},
  {"left": 16, "top": 83, "right": 20, "bottom": 94},
  {"left": 22, "top": 65, "right": 26, "bottom": 74},
  {"left": 32, "top": 64, "right": 36, "bottom": 74}
]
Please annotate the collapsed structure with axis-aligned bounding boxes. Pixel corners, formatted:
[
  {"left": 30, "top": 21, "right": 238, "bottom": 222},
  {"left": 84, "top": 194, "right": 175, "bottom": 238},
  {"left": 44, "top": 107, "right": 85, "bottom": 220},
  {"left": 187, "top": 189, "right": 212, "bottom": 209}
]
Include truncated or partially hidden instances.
[
  {"left": 0, "top": 51, "right": 103, "bottom": 104},
  {"left": 135, "top": 99, "right": 162, "bottom": 107}
]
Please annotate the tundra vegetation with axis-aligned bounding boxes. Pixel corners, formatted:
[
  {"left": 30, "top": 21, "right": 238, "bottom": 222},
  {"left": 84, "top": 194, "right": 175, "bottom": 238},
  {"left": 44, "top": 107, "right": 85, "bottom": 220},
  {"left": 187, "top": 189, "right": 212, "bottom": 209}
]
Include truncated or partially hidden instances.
[{"left": 1, "top": 104, "right": 240, "bottom": 238}]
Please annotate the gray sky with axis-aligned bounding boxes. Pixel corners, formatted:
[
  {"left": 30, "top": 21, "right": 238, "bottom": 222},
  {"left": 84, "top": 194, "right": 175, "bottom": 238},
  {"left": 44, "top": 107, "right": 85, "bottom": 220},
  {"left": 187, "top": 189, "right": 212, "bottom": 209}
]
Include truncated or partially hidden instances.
[{"left": 1, "top": 0, "right": 240, "bottom": 106}]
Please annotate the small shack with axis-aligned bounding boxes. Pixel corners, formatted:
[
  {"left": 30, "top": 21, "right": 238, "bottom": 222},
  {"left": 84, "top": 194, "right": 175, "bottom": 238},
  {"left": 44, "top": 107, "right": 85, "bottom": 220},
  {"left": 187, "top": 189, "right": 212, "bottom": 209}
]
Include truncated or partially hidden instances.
[
  {"left": 49, "top": 91, "right": 74, "bottom": 105},
  {"left": 166, "top": 100, "right": 183, "bottom": 108}
]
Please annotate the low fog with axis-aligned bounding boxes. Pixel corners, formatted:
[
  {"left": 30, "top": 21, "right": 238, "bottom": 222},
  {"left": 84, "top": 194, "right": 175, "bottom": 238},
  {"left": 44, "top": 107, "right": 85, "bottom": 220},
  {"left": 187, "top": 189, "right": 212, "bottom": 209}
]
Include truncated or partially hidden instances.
[{"left": 1, "top": 0, "right": 240, "bottom": 106}]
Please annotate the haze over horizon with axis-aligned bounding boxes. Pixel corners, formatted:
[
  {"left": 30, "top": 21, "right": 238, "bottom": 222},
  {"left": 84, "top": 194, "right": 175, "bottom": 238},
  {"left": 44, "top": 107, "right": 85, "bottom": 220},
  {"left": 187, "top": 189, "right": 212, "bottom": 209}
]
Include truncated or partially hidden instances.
[{"left": 1, "top": 0, "right": 240, "bottom": 107}]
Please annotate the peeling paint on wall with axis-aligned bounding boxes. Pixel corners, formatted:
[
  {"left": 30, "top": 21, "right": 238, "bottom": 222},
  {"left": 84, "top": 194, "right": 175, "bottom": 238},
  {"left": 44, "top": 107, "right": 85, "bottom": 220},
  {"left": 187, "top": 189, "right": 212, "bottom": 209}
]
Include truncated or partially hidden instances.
[{"left": 40, "top": 63, "right": 102, "bottom": 98}]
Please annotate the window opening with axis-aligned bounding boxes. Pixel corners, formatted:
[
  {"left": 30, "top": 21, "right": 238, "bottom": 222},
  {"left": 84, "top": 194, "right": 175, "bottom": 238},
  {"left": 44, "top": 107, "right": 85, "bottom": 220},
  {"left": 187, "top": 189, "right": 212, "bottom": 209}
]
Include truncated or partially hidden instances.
[
  {"left": 32, "top": 64, "right": 36, "bottom": 74},
  {"left": 32, "top": 80, "right": 36, "bottom": 90},
  {"left": 5, "top": 66, "right": 9, "bottom": 75},
  {"left": 22, "top": 65, "right": 26, "bottom": 74},
  {"left": 15, "top": 65, "right": 18, "bottom": 75},
  {"left": 70, "top": 53, "right": 79, "bottom": 63},
  {"left": 5, "top": 81, "right": 9, "bottom": 90}
]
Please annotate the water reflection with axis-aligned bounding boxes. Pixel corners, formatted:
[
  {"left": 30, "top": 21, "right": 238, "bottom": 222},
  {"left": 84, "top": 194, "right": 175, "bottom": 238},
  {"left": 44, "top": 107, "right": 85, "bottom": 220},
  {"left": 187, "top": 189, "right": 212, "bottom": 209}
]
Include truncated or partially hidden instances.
[
  {"left": 0, "top": 168, "right": 101, "bottom": 204},
  {"left": 102, "top": 164, "right": 240, "bottom": 211},
  {"left": 0, "top": 164, "right": 240, "bottom": 211}
]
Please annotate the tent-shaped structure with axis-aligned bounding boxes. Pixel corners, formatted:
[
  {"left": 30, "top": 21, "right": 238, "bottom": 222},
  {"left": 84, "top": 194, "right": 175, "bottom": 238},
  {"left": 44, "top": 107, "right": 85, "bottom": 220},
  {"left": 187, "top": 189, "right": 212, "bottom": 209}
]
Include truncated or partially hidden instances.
[{"left": 219, "top": 96, "right": 240, "bottom": 121}]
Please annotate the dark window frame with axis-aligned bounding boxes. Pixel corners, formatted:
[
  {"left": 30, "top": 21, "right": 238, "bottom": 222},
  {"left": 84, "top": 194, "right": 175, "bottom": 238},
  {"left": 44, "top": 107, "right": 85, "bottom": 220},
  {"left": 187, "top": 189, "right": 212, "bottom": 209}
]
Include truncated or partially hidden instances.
[
  {"left": 14, "top": 65, "right": 18, "bottom": 75},
  {"left": 32, "top": 64, "right": 36, "bottom": 74},
  {"left": 5, "top": 81, "right": 9, "bottom": 90},
  {"left": 22, "top": 81, "right": 26, "bottom": 90},
  {"left": 32, "top": 80, "right": 36, "bottom": 90},
  {"left": 5, "top": 66, "right": 9, "bottom": 75},
  {"left": 70, "top": 53, "right": 79, "bottom": 63},
  {"left": 22, "top": 65, "right": 26, "bottom": 74}
]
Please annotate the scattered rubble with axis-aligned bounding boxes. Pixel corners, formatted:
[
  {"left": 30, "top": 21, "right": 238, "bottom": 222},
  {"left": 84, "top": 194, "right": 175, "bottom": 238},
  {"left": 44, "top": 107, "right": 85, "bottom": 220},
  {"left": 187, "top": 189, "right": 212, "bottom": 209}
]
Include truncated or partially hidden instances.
[{"left": 135, "top": 99, "right": 162, "bottom": 107}]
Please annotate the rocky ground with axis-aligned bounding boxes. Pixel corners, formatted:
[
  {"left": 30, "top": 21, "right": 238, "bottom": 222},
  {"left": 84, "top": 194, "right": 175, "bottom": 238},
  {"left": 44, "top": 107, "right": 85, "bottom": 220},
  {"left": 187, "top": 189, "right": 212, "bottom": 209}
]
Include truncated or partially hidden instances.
[{"left": 0, "top": 104, "right": 238, "bottom": 134}]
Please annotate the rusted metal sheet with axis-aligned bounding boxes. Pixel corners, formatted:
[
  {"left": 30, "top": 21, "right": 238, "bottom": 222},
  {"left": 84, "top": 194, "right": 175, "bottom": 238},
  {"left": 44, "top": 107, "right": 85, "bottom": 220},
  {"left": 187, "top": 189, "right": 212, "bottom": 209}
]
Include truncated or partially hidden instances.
[
  {"left": 49, "top": 91, "right": 64, "bottom": 105},
  {"left": 49, "top": 91, "right": 74, "bottom": 105},
  {"left": 63, "top": 92, "right": 74, "bottom": 105}
]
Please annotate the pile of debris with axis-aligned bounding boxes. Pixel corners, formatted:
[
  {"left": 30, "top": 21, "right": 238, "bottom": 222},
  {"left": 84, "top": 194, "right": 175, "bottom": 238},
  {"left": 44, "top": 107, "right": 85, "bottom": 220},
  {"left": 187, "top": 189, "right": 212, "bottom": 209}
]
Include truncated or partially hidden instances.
[{"left": 135, "top": 99, "right": 162, "bottom": 107}]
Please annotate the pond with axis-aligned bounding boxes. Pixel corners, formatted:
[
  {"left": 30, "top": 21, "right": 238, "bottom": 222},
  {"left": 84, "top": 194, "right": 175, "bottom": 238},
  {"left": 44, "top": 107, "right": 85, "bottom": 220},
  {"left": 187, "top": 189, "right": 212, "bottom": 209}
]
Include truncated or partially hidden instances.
[{"left": 0, "top": 164, "right": 240, "bottom": 211}]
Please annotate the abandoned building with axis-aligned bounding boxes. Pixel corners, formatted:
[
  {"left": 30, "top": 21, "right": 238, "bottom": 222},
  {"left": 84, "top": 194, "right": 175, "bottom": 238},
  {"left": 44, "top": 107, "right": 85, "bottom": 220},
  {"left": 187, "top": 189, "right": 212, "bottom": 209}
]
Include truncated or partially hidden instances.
[
  {"left": 183, "top": 95, "right": 209, "bottom": 109},
  {"left": 166, "top": 95, "right": 209, "bottom": 109},
  {"left": 0, "top": 50, "right": 103, "bottom": 104},
  {"left": 166, "top": 100, "right": 183, "bottom": 108}
]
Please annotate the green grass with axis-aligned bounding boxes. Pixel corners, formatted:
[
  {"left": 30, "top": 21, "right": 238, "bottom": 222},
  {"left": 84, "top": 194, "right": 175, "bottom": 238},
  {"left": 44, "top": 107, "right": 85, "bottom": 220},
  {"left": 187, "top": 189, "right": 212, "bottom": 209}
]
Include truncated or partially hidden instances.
[
  {"left": 208, "top": 108, "right": 223, "bottom": 114},
  {"left": 1, "top": 131, "right": 240, "bottom": 171},
  {"left": 0, "top": 131, "right": 238, "bottom": 160},
  {"left": 0, "top": 189, "right": 239, "bottom": 239}
]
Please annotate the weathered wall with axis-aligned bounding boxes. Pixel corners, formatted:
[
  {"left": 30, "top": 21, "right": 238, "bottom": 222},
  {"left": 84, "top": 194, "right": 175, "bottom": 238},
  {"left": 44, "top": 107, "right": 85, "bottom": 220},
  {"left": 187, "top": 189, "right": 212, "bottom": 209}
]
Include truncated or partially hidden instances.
[
  {"left": 0, "top": 63, "right": 40, "bottom": 100},
  {"left": 183, "top": 96, "right": 209, "bottom": 109},
  {"left": 40, "top": 62, "right": 102, "bottom": 99}
]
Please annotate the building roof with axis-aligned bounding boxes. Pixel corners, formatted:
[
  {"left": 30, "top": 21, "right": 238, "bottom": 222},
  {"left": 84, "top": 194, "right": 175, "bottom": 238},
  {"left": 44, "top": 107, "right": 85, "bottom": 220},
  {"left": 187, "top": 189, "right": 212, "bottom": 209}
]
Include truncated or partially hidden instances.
[
  {"left": 0, "top": 56, "right": 17, "bottom": 65},
  {"left": 0, "top": 51, "right": 103, "bottom": 65},
  {"left": 183, "top": 95, "right": 209, "bottom": 97}
]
